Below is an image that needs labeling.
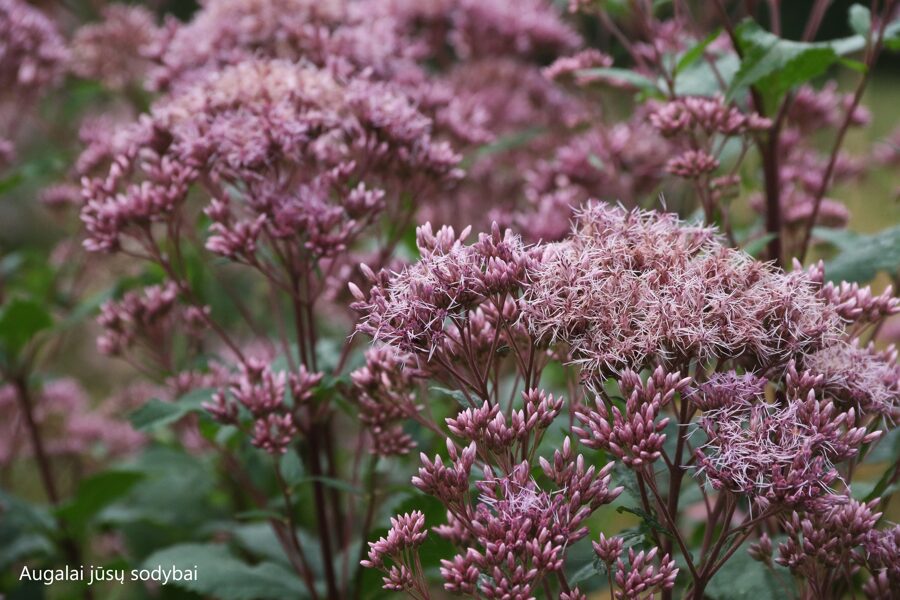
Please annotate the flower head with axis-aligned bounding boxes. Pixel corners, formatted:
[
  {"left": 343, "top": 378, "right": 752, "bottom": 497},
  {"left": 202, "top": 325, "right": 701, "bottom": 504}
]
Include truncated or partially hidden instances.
[
  {"left": 0, "top": 0, "right": 66, "bottom": 96},
  {"left": 524, "top": 204, "right": 840, "bottom": 375},
  {"left": 695, "top": 394, "right": 879, "bottom": 507},
  {"left": 70, "top": 5, "right": 163, "bottom": 90}
]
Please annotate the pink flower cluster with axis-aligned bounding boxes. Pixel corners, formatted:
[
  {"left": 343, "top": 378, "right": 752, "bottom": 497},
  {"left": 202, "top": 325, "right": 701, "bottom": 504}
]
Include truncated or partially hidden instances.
[
  {"left": 205, "top": 359, "right": 323, "bottom": 454},
  {"left": 0, "top": 379, "right": 144, "bottom": 467},
  {"left": 695, "top": 387, "right": 879, "bottom": 507},
  {"left": 81, "top": 58, "right": 460, "bottom": 258},
  {"left": 0, "top": 0, "right": 66, "bottom": 160},
  {"left": 773, "top": 496, "right": 897, "bottom": 598},
  {"left": 0, "top": 0, "right": 66, "bottom": 97},
  {"left": 594, "top": 539, "right": 678, "bottom": 600},
  {"left": 70, "top": 5, "right": 164, "bottom": 90},
  {"left": 524, "top": 204, "right": 840, "bottom": 374},
  {"left": 97, "top": 282, "right": 208, "bottom": 357},
  {"left": 361, "top": 511, "right": 430, "bottom": 595},
  {"left": 650, "top": 95, "right": 771, "bottom": 138},
  {"left": 353, "top": 222, "right": 537, "bottom": 360},
  {"left": 354, "top": 202, "right": 900, "bottom": 597},
  {"left": 576, "top": 367, "right": 691, "bottom": 467},
  {"left": 430, "top": 456, "right": 622, "bottom": 597},
  {"left": 524, "top": 117, "right": 672, "bottom": 215},
  {"left": 350, "top": 345, "right": 424, "bottom": 456}
]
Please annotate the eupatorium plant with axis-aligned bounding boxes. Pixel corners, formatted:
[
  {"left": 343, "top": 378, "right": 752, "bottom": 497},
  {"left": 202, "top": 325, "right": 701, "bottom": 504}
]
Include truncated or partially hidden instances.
[
  {"left": 0, "top": 1, "right": 898, "bottom": 600},
  {"left": 352, "top": 204, "right": 899, "bottom": 599}
]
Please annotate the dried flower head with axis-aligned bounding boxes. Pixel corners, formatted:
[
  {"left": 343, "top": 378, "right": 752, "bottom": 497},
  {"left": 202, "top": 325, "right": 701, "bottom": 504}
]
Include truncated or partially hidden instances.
[
  {"left": 524, "top": 204, "right": 840, "bottom": 375},
  {"left": 803, "top": 340, "right": 900, "bottom": 419},
  {"left": 695, "top": 394, "right": 879, "bottom": 507}
]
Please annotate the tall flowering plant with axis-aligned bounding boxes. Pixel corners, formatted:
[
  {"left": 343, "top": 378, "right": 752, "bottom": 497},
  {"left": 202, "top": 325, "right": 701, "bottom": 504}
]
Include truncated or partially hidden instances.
[
  {"left": 0, "top": 1, "right": 898, "bottom": 600},
  {"left": 352, "top": 204, "right": 899, "bottom": 599}
]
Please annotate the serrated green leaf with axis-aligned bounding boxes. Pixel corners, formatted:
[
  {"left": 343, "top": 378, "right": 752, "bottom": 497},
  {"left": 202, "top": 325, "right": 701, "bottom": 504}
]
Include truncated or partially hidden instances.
[
  {"left": 568, "top": 557, "right": 604, "bottom": 586},
  {"left": 141, "top": 543, "right": 307, "bottom": 600},
  {"left": 468, "top": 127, "right": 545, "bottom": 166},
  {"left": 106, "top": 446, "right": 216, "bottom": 530},
  {"left": 825, "top": 224, "right": 900, "bottom": 282},
  {"left": 811, "top": 226, "right": 860, "bottom": 251},
  {"left": 0, "top": 490, "right": 55, "bottom": 570},
  {"left": 0, "top": 533, "right": 54, "bottom": 571},
  {"left": 674, "top": 53, "right": 741, "bottom": 96},
  {"left": 728, "top": 20, "right": 865, "bottom": 107},
  {"left": 231, "top": 522, "right": 293, "bottom": 568}
]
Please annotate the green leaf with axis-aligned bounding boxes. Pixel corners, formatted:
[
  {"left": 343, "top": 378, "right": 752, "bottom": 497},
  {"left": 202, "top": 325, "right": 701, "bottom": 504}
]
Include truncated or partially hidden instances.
[
  {"left": 675, "top": 53, "right": 740, "bottom": 96},
  {"left": 0, "top": 297, "right": 53, "bottom": 356},
  {"left": 676, "top": 30, "right": 721, "bottom": 74},
  {"left": 0, "top": 491, "right": 55, "bottom": 570},
  {"left": 295, "top": 475, "right": 364, "bottom": 495},
  {"left": 706, "top": 539, "right": 791, "bottom": 599},
  {"left": 129, "top": 387, "right": 214, "bottom": 431},
  {"left": 863, "top": 427, "right": 900, "bottom": 464},
  {"left": 279, "top": 451, "right": 305, "bottom": 487},
  {"left": 430, "top": 385, "right": 475, "bottom": 409},
  {"left": 616, "top": 505, "right": 673, "bottom": 538},
  {"left": 885, "top": 19, "right": 900, "bottom": 50},
  {"left": 824, "top": 224, "right": 900, "bottom": 283},
  {"left": 569, "top": 557, "right": 604, "bottom": 586},
  {"left": 468, "top": 126, "right": 545, "bottom": 165},
  {"left": 231, "top": 523, "right": 293, "bottom": 568},
  {"left": 0, "top": 533, "right": 54, "bottom": 571},
  {"left": 729, "top": 20, "right": 865, "bottom": 107},
  {"left": 849, "top": 4, "right": 872, "bottom": 37},
  {"left": 811, "top": 226, "right": 860, "bottom": 251},
  {"left": 141, "top": 543, "right": 307, "bottom": 600},
  {"left": 839, "top": 57, "right": 868, "bottom": 73},
  {"left": 235, "top": 509, "right": 287, "bottom": 522},
  {"left": 741, "top": 233, "right": 775, "bottom": 258},
  {"left": 103, "top": 446, "right": 217, "bottom": 531},
  {"left": 0, "top": 170, "right": 24, "bottom": 195},
  {"left": 576, "top": 67, "right": 662, "bottom": 94},
  {"left": 57, "top": 470, "right": 144, "bottom": 526},
  {"left": 861, "top": 462, "right": 900, "bottom": 502}
]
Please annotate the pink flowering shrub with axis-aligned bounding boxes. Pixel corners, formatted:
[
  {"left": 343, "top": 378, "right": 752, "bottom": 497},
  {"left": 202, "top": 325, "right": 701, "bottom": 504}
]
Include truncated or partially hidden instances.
[{"left": 0, "top": 1, "right": 899, "bottom": 600}]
